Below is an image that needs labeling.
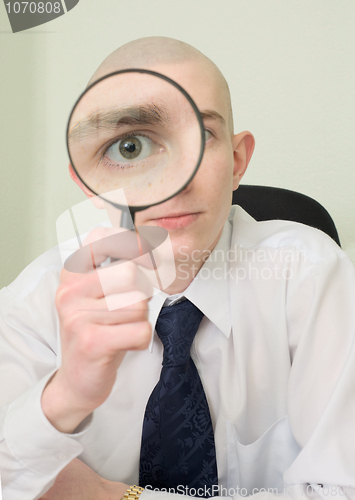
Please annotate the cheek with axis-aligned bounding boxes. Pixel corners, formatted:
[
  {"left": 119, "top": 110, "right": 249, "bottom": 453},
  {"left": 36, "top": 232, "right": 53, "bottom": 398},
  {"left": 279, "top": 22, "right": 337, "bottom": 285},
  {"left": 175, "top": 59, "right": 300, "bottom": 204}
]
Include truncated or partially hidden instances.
[{"left": 199, "top": 146, "right": 235, "bottom": 200}]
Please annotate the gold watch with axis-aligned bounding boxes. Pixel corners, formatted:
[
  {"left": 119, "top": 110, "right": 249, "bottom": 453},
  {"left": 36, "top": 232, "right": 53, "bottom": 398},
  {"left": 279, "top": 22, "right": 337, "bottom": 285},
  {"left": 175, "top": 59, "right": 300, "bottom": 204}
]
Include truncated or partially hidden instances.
[{"left": 124, "top": 485, "right": 145, "bottom": 500}]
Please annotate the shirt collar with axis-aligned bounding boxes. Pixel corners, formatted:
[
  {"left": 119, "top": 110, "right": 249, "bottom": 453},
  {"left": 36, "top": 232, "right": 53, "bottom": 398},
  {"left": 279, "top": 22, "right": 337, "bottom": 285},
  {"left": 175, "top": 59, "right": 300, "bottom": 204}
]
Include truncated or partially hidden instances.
[{"left": 148, "top": 218, "right": 233, "bottom": 352}]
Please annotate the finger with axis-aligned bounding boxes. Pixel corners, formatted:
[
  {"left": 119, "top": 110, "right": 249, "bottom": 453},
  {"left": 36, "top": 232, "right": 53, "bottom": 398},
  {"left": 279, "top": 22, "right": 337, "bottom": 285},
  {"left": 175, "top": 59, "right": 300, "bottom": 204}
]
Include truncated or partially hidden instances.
[
  {"left": 104, "top": 321, "right": 153, "bottom": 351},
  {"left": 96, "top": 260, "right": 154, "bottom": 299},
  {"left": 64, "top": 226, "right": 168, "bottom": 274},
  {"left": 58, "top": 265, "right": 154, "bottom": 321},
  {"left": 83, "top": 321, "right": 153, "bottom": 354},
  {"left": 57, "top": 269, "right": 105, "bottom": 315},
  {"left": 64, "top": 227, "right": 140, "bottom": 273},
  {"left": 77, "top": 297, "right": 149, "bottom": 325},
  {"left": 90, "top": 226, "right": 168, "bottom": 265}
]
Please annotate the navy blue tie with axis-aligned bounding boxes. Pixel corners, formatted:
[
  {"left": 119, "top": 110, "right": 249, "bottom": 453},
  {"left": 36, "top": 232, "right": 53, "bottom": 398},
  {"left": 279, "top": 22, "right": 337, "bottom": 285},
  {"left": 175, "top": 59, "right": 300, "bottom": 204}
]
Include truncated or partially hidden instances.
[{"left": 139, "top": 299, "right": 218, "bottom": 497}]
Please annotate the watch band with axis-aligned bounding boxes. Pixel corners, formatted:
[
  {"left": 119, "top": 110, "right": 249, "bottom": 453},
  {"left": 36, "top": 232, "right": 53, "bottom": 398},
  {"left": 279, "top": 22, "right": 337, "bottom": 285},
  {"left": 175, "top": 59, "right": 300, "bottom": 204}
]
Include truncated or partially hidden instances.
[{"left": 124, "top": 485, "right": 145, "bottom": 500}]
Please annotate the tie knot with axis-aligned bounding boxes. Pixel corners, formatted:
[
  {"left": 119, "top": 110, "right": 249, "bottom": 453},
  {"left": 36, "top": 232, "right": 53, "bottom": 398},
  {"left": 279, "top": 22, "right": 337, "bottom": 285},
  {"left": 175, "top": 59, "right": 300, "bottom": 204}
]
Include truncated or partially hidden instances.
[{"left": 155, "top": 299, "right": 204, "bottom": 367}]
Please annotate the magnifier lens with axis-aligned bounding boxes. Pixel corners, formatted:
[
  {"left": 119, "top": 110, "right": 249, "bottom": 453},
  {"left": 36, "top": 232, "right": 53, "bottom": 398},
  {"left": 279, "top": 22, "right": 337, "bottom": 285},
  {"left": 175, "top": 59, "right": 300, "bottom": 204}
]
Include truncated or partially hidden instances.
[{"left": 67, "top": 70, "right": 204, "bottom": 209}]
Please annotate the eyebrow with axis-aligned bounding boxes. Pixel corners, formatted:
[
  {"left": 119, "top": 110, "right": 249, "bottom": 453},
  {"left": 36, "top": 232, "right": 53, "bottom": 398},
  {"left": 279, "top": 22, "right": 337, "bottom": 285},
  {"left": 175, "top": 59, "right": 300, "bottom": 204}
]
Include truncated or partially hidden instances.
[
  {"left": 200, "top": 109, "right": 226, "bottom": 126},
  {"left": 68, "top": 104, "right": 168, "bottom": 143}
]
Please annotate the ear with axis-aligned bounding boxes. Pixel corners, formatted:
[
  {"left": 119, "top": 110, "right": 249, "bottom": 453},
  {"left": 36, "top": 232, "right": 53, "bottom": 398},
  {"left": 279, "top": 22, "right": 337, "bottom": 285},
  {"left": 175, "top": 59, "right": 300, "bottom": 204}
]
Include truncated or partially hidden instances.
[
  {"left": 231, "top": 132, "right": 255, "bottom": 191},
  {"left": 68, "top": 163, "right": 106, "bottom": 209}
]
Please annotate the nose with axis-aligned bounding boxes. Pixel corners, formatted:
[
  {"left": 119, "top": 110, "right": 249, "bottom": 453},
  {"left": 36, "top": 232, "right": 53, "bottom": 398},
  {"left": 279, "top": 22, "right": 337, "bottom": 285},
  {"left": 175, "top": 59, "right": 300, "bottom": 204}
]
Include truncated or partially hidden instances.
[{"left": 178, "top": 177, "right": 194, "bottom": 196}]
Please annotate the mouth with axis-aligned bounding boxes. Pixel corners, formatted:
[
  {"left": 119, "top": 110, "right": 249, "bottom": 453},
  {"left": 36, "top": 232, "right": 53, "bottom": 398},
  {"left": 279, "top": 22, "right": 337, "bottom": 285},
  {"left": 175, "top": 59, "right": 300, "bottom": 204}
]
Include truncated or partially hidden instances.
[{"left": 149, "top": 212, "right": 201, "bottom": 230}]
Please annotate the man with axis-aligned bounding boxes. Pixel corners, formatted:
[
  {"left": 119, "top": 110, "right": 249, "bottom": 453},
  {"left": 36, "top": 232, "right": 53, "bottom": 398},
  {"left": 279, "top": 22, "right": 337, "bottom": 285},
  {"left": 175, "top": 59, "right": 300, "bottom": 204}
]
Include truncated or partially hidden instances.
[{"left": 1, "top": 37, "right": 355, "bottom": 500}]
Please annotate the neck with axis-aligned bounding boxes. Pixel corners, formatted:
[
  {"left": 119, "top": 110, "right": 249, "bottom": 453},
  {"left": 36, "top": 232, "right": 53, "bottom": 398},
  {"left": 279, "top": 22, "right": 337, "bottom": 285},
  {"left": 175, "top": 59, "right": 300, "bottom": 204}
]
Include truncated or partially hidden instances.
[
  {"left": 160, "top": 228, "right": 224, "bottom": 295},
  {"left": 162, "top": 257, "right": 204, "bottom": 295}
]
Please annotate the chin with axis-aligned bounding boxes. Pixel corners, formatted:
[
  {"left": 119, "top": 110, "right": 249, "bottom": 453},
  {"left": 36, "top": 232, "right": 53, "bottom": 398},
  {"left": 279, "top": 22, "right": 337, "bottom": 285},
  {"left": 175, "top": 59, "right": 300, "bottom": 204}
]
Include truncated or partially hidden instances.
[{"left": 171, "top": 233, "right": 210, "bottom": 262}]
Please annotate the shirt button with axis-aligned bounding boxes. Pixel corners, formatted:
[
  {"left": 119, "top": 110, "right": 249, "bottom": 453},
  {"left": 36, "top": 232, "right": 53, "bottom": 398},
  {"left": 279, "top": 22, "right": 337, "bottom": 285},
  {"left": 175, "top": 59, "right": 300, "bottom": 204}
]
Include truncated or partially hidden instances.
[{"left": 56, "top": 453, "right": 67, "bottom": 461}]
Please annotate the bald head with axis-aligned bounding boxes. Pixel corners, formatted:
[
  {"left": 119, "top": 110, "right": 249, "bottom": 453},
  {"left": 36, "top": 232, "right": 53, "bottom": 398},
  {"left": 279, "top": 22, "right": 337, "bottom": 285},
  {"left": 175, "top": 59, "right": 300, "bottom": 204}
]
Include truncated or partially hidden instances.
[{"left": 89, "top": 37, "right": 234, "bottom": 133}]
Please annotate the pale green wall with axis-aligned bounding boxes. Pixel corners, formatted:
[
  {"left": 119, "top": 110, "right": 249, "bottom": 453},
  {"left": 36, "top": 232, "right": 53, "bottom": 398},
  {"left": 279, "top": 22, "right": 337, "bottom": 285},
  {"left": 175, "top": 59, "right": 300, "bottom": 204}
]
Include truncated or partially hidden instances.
[{"left": 1, "top": 0, "right": 355, "bottom": 288}]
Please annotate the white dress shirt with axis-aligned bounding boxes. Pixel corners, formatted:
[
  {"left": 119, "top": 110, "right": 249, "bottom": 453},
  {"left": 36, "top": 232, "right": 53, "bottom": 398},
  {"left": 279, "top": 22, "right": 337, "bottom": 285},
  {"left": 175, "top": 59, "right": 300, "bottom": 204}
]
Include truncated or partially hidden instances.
[{"left": 1, "top": 205, "right": 355, "bottom": 500}]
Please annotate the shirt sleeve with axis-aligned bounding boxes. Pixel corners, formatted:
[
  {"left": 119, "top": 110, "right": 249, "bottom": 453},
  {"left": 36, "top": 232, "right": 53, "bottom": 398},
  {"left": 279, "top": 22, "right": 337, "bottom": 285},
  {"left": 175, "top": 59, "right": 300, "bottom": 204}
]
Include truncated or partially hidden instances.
[
  {"left": 283, "top": 249, "right": 355, "bottom": 490},
  {"left": 0, "top": 273, "right": 92, "bottom": 500},
  {"left": 229, "top": 247, "right": 355, "bottom": 500}
]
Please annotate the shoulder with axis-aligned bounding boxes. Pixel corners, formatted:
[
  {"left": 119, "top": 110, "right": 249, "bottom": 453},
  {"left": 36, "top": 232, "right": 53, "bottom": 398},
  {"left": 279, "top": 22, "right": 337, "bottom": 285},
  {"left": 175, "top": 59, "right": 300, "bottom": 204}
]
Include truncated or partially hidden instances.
[
  {"left": 4, "top": 245, "right": 62, "bottom": 301},
  {"left": 0, "top": 246, "right": 62, "bottom": 347},
  {"left": 228, "top": 204, "right": 347, "bottom": 267},
  {"left": 0, "top": 248, "right": 63, "bottom": 397}
]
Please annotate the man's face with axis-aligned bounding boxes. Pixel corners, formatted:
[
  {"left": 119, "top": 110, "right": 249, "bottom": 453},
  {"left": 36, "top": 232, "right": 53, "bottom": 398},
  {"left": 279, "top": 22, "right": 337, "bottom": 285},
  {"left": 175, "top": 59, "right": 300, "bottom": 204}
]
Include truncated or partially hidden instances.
[
  {"left": 134, "top": 60, "right": 245, "bottom": 264},
  {"left": 70, "top": 58, "right": 253, "bottom": 276}
]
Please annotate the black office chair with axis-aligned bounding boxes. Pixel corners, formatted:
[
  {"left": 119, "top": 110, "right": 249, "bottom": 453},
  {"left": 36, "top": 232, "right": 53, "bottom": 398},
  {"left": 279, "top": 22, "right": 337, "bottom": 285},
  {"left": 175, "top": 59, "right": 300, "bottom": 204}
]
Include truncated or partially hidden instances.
[{"left": 232, "top": 185, "right": 341, "bottom": 247}]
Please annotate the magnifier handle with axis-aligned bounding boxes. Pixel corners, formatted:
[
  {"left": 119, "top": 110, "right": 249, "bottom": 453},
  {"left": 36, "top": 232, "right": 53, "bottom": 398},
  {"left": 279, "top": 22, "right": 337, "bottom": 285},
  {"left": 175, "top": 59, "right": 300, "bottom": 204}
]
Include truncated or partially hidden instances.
[
  {"left": 121, "top": 208, "right": 135, "bottom": 230},
  {"left": 119, "top": 207, "right": 158, "bottom": 268},
  {"left": 120, "top": 209, "right": 160, "bottom": 277}
]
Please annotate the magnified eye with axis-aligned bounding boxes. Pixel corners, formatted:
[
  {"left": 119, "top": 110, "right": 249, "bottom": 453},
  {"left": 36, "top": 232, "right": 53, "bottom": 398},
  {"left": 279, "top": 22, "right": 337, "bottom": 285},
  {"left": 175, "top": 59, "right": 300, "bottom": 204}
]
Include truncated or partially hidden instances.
[
  {"left": 119, "top": 137, "right": 142, "bottom": 159},
  {"left": 204, "top": 129, "right": 212, "bottom": 142},
  {"left": 104, "top": 134, "right": 163, "bottom": 166}
]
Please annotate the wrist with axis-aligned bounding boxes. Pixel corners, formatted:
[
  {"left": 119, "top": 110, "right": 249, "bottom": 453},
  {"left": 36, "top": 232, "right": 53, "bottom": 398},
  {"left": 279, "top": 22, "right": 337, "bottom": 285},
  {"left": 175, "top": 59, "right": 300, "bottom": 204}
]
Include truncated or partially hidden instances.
[
  {"left": 102, "top": 481, "right": 134, "bottom": 500},
  {"left": 41, "top": 371, "right": 93, "bottom": 433}
]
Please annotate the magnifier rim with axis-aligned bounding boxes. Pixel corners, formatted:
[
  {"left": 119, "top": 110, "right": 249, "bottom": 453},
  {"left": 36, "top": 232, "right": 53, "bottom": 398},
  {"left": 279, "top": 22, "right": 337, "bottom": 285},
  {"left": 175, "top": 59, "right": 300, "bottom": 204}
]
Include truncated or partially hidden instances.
[{"left": 66, "top": 68, "right": 205, "bottom": 213}]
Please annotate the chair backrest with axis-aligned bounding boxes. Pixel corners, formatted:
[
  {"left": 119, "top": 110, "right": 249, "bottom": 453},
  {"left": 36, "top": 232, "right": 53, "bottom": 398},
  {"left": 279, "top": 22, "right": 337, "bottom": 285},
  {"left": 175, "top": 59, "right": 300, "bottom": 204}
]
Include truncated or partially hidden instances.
[{"left": 232, "top": 185, "right": 341, "bottom": 246}]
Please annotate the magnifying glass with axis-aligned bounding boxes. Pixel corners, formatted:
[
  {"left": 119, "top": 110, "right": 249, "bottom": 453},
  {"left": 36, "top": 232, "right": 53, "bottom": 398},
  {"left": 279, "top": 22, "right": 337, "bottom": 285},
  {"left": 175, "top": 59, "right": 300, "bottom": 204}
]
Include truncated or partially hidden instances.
[{"left": 67, "top": 69, "right": 205, "bottom": 229}]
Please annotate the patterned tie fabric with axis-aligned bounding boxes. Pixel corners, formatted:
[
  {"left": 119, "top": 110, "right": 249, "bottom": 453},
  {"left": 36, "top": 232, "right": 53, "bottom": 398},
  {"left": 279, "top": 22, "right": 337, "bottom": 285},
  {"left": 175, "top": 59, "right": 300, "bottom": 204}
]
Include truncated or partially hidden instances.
[{"left": 139, "top": 299, "right": 218, "bottom": 497}]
